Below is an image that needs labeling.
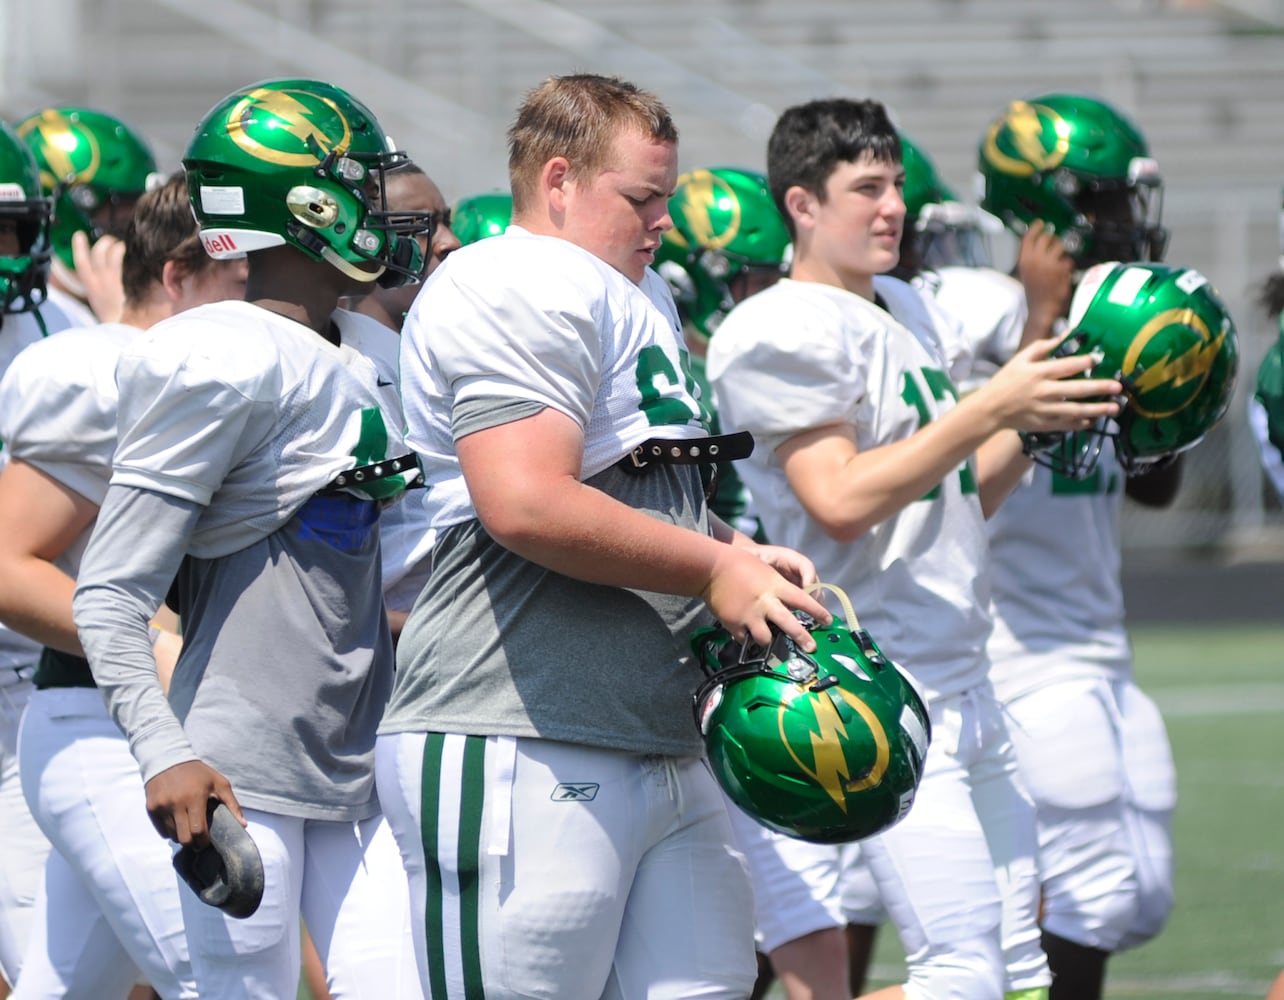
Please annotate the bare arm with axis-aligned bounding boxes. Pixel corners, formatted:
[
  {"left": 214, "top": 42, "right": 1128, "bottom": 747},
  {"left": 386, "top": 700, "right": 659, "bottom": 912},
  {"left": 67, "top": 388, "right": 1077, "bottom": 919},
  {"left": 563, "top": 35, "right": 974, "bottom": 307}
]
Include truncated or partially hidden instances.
[
  {"left": 0, "top": 459, "right": 183, "bottom": 686},
  {"left": 1016, "top": 220, "right": 1074, "bottom": 347},
  {"left": 969, "top": 225, "right": 1080, "bottom": 514},
  {"left": 779, "top": 339, "right": 1122, "bottom": 541},
  {"left": 0, "top": 459, "right": 98, "bottom": 654},
  {"left": 456, "top": 406, "right": 830, "bottom": 648}
]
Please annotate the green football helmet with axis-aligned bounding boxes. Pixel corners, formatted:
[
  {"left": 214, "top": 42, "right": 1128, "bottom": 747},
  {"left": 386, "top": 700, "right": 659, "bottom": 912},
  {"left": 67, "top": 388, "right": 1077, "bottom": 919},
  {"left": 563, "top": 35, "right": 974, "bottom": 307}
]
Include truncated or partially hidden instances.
[
  {"left": 1021, "top": 261, "right": 1239, "bottom": 478},
  {"left": 452, "top": 191, "right": 511, "bottom": 245},
  {"left": 1254, "top": 316, "right": 1284, "bottom": 464},
  {"left": 0, "top": 120, "right": 53, "bottom": 313},
  {"left": 654, "top": 167, "right": 790, "bottom": 340},
  {"left": 900, "top": 133, "right": 992, "bottom": 270},
  {"left": 16, "top": 107, "right": 158, "bottom": 273},
  {"left": 692, "top": 586, "right": 931, "bottom": 844},
  {"left": 183, "top": 79, "right": 429, "bottom": 288},
  {"left": 978, "top": 94, "right": 1168, "bottom": 268}
]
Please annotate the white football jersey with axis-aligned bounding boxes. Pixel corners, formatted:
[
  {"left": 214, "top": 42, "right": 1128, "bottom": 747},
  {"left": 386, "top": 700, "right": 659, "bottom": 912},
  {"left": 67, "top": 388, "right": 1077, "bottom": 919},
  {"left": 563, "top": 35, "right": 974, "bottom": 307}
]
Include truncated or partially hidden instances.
[
  {"left": 0, "top": 322, "right": 140, "bottom": 563},
  {"left": 112, "top": 302, "right": 417, "bottom": 558},
  {"left": 43, "top": 286, "right": 98, "bottom": 330},
  {"left": 933, "top": 265, "right": 1029, "bottom": 388},
  {"left": 708, "top": 277, "right": 992, "bottom": 702},
  {"left": 928, "top": 268, "right": 1132, "bottom": 700},
  {"left": 0, "top": 306, "right": 78, "bottom": 672},
  {"left": 400, "top": 226, "right": 708, "bottom": 531}
]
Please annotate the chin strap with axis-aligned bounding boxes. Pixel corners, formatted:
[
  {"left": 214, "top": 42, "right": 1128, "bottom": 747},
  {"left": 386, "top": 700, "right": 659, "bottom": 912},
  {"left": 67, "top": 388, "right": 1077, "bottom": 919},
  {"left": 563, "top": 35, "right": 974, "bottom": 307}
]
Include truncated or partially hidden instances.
[
  {"left": 805, "top": 582, "right": 860, "bottom": 631},
  {"left": 320, "top": 245, "right": 385, "bottom": 284}
]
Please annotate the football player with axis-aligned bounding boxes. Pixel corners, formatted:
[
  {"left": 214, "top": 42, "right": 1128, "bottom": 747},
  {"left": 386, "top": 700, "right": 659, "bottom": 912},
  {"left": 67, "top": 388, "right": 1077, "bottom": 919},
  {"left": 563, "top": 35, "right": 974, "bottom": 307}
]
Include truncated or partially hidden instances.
[
  {"left": 349, "top": 162, "right": 460, "bottom": 333},
  {"left": 654, "top": 165, "right": 788, "bottom": 541},
  {"left": 16, "top": 107, "right": 159, "bottom": 326},
  {"left": 707, "top": 97, "right": 1126, "bottom": 1000},
  {"left": 377, "top": 72, "right": 830, "bottom": 999},
  {"left": 939, "top": 93, "right": 1231, "bottom": 1000},
  {"left": 0, "top": 118, "right": 79, "bottom": 996},
  {"left": 71, "top": 78, "right": 430, "bottom": 997},
  {"left": 1250, "top": 192, "right": 1284, "bottom": 500},
  {"left": 0, "top": 171, "right": 246, "bottom": 998},
  {"left": 345, "top": 160, "right": 460, "bottom": 642}
]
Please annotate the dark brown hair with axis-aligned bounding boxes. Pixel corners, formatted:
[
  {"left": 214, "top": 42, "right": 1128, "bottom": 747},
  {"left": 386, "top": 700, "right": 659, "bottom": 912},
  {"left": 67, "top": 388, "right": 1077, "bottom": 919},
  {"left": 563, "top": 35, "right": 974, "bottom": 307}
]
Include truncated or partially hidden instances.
[{"left": 122, "top": 171, "right": 215, "bottom": 304}]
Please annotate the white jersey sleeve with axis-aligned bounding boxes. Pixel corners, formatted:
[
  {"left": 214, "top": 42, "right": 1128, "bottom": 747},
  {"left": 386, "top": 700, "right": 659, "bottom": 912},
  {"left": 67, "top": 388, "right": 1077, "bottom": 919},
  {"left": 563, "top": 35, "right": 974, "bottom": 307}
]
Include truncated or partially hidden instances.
[
  {"left": 0, "top": 324, "right": 138, "bottom": 506},
  {"left": 112, "top": 300, "right": 416, "bottom": 559}
]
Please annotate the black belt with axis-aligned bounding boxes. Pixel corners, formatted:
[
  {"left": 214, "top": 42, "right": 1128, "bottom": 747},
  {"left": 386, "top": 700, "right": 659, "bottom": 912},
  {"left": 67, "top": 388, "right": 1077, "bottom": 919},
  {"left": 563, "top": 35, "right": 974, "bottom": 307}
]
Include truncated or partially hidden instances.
[
  {"left": 620, "top": 431, "right": 754, "bottom": 472},
  {"left": 318, "top": 452, "right": 423, "bottom": 495}
]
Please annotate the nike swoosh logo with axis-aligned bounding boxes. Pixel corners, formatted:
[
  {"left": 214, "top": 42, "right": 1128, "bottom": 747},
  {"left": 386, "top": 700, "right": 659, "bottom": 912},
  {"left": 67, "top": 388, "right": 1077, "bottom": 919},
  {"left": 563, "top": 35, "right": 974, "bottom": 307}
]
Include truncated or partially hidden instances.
[{"left": 376, "top": 377, "right": 394, "bottom": 387}]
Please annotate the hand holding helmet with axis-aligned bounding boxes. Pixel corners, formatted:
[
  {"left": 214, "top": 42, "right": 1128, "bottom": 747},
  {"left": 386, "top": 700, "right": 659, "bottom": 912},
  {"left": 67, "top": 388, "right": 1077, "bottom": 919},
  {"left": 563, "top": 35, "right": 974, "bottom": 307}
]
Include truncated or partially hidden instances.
[
  {"left": 692, "top": 584, "right": 930, "bottom": 845},
  {"left": 1020, "top": 261, "right": 1239, "bottom": 477}
]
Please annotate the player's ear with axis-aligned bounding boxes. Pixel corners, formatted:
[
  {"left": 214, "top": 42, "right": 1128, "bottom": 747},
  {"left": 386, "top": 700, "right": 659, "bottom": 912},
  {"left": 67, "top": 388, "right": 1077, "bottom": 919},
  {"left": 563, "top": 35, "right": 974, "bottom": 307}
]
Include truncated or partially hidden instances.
[
  {"left": 783, "top": 185, "right": 816, "bottom": 233},
  {"left": 160, "top": 258, "right": 188, "bottom": 304},
  {"left": 542, "top": 157, "right": 573, "bottom": 215}
]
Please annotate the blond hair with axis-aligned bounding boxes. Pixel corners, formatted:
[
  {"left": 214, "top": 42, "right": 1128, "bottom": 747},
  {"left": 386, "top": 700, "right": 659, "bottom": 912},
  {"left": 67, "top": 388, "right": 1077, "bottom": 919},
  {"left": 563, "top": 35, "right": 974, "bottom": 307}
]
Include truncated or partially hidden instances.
[{"left": 507, "top": 74, "right": 677, "bottom": 214}]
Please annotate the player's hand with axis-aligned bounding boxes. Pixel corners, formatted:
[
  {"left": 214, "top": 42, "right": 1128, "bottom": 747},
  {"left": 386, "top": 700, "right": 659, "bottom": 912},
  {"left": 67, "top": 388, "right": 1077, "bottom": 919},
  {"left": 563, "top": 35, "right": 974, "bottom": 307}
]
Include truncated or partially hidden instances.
[
  {"left": 144, "top": 760, "right": 246, "bottom": 847},
  {"left": 729, "top": 536, "right": 820, "bottom": 589},
  {"left": 1016, "top": 221, "right": 1074, "bottom": 344},
  {"left": 702, "top": 545, "right": 831, "bottom": 652},
  {"left": 70, "top": 230, "right": 126, "bottom": 323},
  {"left": 982, "top": 336, "right": 1122, "bottom": 434}
]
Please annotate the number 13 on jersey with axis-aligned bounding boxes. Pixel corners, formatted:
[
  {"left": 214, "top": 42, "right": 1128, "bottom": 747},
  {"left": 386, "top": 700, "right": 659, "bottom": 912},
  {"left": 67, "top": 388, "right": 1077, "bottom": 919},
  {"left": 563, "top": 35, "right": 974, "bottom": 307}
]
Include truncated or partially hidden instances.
[{"left": 900, "top": 367, "right": 978, "bottom": 501}]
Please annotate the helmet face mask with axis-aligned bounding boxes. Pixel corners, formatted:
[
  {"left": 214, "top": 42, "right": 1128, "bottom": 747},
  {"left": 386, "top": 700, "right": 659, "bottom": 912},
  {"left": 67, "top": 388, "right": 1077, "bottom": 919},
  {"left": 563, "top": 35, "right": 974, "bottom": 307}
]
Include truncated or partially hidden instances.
[
  {"left": 655, "top": 167, "right": 790, "bottom": 340},
  {"left": 184, "top": 80, "right": 430, "bottom": 289},
  {"left": 16, "top": 107, "right": 159, "bottom": 273},
  {"left": 978, "top": 95, "right": 1169, "bottom": 269},
  {"left": 0, "top": 121, "right": 53, "bottom": 314},
  {"left": 692, "top": 607, "right": 931, "bottom": 844},
  {"left": 1021, "top": 262, "right": 1239, "bottom": 477},
  {"left": 899, "top": 134, "right": 993, "bottom": 271}
]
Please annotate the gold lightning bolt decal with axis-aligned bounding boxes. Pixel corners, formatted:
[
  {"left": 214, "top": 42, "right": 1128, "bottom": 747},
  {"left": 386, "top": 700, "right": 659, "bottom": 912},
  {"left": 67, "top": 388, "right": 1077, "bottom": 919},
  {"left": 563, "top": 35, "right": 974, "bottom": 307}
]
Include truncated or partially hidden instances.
[
  {"left": 782, "top": 684, "right": 891, "bottom": 812},
  {"left": 18, "top": 110, "right": 100, "bottom": 188},
  {"left": 225, "top": 88, "right": 351, "bottom": 168},
  {"left": 669, "top": 169, "right": 741, "bottom": 251},
  {"left": 982, "top": 101, "right": 1070, "bottom": 178},
  {"left": 1125, "top": 308, "right": 1225, "bottom": 417}
]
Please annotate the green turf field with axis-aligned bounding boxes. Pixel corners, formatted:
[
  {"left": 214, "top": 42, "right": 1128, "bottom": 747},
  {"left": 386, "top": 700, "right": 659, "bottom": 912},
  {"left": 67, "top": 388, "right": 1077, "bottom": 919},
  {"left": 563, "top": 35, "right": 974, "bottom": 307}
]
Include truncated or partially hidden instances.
[{"left": 823, "top": 623, "right": 1284, "bottom": 1000}]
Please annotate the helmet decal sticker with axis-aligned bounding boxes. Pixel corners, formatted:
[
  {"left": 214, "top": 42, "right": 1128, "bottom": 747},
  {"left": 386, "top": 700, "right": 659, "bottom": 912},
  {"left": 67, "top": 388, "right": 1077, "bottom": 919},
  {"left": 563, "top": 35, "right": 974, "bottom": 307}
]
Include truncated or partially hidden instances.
[
  {"left": 1126, "top": 308, "right": 1227, "bottom": 418},
  {"left": 668, "top": 169, "right": 742, "bottom": 251},
  {"left": 982, "top": 100, "right": 1070, "bottom": 178},
  {"left": 19, "top": 110, "right": 102, "bottom": 188},
  {"left": 199, "top": 185, "right": 246, "bottom": 216},
  {"left": 226, "top": 88, "right": 352, "bottom": 168}
]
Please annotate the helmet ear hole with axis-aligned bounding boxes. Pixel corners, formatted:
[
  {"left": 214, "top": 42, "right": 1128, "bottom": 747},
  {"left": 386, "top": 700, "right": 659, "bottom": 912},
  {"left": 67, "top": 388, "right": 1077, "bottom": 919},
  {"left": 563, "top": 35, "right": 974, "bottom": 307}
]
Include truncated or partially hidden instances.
[{"left": 286, "top": 186, "right": 339, "bottom": 229}]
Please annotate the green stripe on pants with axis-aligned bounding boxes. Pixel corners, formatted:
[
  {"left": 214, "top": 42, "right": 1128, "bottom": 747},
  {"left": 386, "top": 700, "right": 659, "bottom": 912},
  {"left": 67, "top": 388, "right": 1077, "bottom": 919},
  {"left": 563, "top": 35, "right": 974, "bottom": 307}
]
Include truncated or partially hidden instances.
[
  {"left": 421, "top": 732, "right": 448, "bottom": 999},
  {"left": 458, "top": 736, "right": 486, "bottom": 997}
]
